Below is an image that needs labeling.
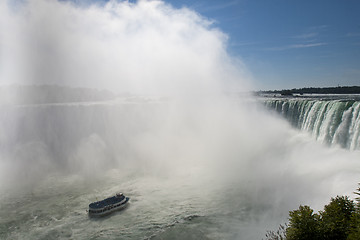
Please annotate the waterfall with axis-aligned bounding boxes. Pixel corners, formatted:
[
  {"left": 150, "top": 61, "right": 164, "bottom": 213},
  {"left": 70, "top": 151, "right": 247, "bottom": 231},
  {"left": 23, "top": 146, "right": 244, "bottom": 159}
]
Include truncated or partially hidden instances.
[{"left": 264, "top": 98, "right": 360, "bottom": 150}]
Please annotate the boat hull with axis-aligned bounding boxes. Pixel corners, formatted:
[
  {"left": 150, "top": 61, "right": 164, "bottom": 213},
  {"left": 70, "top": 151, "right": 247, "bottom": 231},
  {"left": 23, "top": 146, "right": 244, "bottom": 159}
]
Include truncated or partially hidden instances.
[{"left": 88, "top": 197, "right": 129, "bottom": 217}]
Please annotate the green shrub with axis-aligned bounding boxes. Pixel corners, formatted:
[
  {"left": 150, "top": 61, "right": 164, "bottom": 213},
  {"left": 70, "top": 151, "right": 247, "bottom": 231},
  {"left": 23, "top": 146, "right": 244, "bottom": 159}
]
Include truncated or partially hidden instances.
[
  {"left": 286, "top": 205, "right": 321, "bottom": 240},
  {"left": 266, "top": 191, "right": 360, "bottom": 240},
  {"left": 320, "top": 196, "right": 355, "bottom": 240}
]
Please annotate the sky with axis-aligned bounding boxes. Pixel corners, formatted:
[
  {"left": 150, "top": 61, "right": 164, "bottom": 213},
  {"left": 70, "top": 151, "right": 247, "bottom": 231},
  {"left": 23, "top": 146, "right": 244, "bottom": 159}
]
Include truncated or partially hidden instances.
[
  {"left": 1, "top": 0, "right": 360, "bottom": 91},
  {"left": 166, "top": 0, "right": 360, "bottom": 90}
]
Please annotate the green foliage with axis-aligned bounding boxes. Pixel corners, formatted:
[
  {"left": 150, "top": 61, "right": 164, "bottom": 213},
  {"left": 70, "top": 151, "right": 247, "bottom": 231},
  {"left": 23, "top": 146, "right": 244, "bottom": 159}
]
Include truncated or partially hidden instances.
[
  {"left": 347, "top": 216, "right": 360, "bottom": 240},
  {"left": 348, "top": 186, "right": 360, "bottom": 240},
  {"left": 320, "top": 196, "right": 355, "bottom": 240},
  {"left": 286, "top": 205, "right": 321, "bottom": 240},
  {"left": 266, "top": 184, "right": 360, "bottom": 240}
]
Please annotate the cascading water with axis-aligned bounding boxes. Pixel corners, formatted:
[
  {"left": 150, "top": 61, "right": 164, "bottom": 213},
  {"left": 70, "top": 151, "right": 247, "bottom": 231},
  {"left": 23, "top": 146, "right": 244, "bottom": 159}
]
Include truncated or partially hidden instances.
[{"left": 264, "top": 97, "right": 360, "bottom": 150}]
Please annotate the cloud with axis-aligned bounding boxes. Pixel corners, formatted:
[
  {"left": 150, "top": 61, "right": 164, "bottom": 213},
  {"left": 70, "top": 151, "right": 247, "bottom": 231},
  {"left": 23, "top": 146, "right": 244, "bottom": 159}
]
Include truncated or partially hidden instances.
[
  {"left": 287, "top": 26, "right": 328, "bottom": 47},
  {"left": 266, "top": 42, "right": 327, "bottom": 51},
  {"left": 196, "top": 0, "right": 241, "bottom": 13},
  {"left": 292, "top": 32, "right": 318, "bottom": 39},
  {"left": 266, "top": 26, "right": 328, "bottom": 51},
  {"left": 0, "top": 0, "right": 252, "bottom": 95},
  {"left": 347, "top": 32, "right": 360, "bottom": 37}
]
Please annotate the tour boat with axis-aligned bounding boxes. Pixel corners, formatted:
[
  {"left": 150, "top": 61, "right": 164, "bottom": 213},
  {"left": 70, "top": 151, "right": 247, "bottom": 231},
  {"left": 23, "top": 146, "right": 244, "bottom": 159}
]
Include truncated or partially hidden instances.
[{"left": 88, "top": 192, "right": 129, "bottom": 217}]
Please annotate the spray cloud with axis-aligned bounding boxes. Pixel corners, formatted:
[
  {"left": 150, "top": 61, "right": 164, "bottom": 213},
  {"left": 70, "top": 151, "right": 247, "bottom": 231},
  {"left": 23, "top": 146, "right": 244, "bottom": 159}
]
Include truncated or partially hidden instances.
[
  {"left": 0, "top": 1, "right": 360, "bottom": 239},
  {"left": 0, "top": 0, "right": 251, "bottom": 95}
]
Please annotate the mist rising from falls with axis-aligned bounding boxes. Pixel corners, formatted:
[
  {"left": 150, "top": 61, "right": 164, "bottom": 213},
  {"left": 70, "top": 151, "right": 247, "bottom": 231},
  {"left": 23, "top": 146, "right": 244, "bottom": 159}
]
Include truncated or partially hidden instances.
[
  {"left": 0, "top": 0, "right": 252, "bottom": 94},
  {"left": 264, "top": 98, "right": 360, "bottom": 150},
  {"left": 1, "top": 96, "right": 360, "bottom": 239},
  {"left": 1, "top": 95, "right": 359, "bottom": 200},
  {"left": 1, "top": 0, "right": 360, "bottom": 238}
]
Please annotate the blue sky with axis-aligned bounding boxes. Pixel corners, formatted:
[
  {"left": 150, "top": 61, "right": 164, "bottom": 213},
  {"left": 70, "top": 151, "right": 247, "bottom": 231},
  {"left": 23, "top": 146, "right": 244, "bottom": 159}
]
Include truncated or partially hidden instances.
[{"left": 165, "top": 0, "right": 360, "bottom": 90}]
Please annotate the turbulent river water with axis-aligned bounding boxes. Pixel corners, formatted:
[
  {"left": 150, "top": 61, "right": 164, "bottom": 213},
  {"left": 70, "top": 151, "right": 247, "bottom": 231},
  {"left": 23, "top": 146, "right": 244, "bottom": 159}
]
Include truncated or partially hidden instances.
[{"left": 1, "top": 95, "right": 360, "bottom": 239}]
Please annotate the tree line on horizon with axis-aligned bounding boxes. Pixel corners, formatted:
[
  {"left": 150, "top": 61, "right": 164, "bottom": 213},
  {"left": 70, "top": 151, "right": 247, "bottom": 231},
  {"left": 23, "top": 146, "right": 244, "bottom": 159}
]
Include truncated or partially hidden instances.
[{"left": 257, "top": 86, "right": 360, "bottom": 95}]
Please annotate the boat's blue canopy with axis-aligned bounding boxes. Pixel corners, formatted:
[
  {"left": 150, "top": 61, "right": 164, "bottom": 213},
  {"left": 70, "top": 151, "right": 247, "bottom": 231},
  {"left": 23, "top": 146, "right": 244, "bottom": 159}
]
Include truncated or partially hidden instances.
[{"left": 89, "top": 195, "right": 125, "bottom": 209}]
